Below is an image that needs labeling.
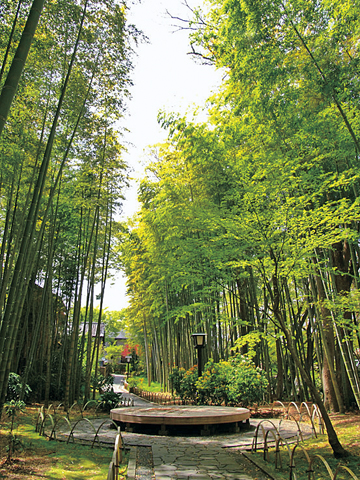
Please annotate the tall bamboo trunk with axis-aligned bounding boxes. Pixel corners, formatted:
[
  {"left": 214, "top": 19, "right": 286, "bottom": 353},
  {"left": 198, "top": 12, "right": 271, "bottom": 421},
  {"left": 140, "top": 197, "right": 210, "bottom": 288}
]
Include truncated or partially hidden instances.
[
  {"left": 0, "top": 0, "right": 88, "bottom": 410},
  {"left": 310, "top": 261, "right": 343, "bottom": 412},
  {"left": 270, "top": 268, "right": 349, "bottom": 458},
  {"left": 143, "top": 314, "right": 151, "bottom": 386},
  {"left": 0, "top": 0, "right": 46, "bottom": 136}
]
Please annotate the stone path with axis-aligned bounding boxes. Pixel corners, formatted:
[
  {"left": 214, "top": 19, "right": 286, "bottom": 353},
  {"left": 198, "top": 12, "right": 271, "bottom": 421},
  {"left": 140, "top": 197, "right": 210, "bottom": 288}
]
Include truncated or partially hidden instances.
[
  {"left": 54, "top": 380, "right": 313, "bottom": 480},
  {"left": 122, "top": 413, "right": 310, "bottom": 480}
]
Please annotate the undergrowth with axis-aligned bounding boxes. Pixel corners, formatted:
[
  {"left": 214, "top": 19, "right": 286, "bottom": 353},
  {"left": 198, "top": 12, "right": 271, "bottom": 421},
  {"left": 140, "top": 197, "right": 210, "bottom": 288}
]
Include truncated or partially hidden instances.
[
  {"left": 0, "top": 406, "right": 128, "bottom": 480},
  {"left": 249, "top": 411, "right": 360, "bottom": 479}
]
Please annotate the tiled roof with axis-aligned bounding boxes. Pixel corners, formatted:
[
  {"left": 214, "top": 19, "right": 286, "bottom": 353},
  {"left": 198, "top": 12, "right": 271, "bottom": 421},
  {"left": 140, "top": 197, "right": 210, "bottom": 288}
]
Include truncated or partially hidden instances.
[{"left": 115, "top": 330, "right": 128, "bottom": 340}]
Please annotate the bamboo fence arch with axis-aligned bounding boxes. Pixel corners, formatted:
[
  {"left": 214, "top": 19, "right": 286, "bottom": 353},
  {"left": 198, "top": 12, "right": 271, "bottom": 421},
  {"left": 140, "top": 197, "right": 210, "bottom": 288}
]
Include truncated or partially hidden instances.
[
  {"left": 66, "top": 417, "right": 98, "bottom": 444},
  {"left": 49, "top": 416, "right": 72, "bottom": 441},
  {"left": 91, "top": 419, "right": 120, "bottom": 448},
  {"left": 251, "top": 407, "right": 358, "bottom": 480}
]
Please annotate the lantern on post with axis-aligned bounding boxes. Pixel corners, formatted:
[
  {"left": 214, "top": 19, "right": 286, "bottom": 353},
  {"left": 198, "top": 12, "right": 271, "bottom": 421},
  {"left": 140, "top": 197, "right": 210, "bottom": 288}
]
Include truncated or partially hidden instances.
[
  {"left": 125, "top": 355, "right": 132, "bottom": 376},
  {"left": 191, "top": 333, "right": 206, "bottom": 378}
]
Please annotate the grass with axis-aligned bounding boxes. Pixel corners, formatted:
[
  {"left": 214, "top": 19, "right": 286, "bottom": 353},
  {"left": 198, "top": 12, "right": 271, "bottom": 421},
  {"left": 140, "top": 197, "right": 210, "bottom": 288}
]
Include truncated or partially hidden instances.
[
  {"left": 1, "top": 403, "right": 359, "bottom": 480},
  {"left": 248, "top": 411, "right": 360, "bottom": 479},
  {"left": 0, "top": 406, "right": 128, "bottom": 480},
  {"left": 127, "top": 375, "right": 164, "bottom": 393}
]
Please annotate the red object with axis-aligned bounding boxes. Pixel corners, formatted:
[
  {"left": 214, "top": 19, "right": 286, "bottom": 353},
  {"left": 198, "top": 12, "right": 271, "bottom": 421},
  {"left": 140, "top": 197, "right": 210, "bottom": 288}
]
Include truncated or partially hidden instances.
[{"left": 121, "top": 344, "right": 138, "bottom": 359}]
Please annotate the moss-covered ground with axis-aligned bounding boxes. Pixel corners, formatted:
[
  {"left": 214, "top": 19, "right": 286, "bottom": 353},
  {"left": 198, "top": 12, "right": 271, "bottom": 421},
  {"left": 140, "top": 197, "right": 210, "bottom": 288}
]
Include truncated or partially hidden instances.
[
  {"left": 250, "top": 410, "right": 360, "bottom": 479},
  {"left": 0, "top": 404, "right": 359, "bottom": 479},
  {"left": 0, "top": 406, "right": 128, "bottom": 480}
]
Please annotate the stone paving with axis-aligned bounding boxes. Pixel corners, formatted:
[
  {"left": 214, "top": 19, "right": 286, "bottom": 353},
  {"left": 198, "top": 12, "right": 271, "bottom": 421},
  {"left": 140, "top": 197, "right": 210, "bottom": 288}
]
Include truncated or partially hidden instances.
[
  {"left": 122, "top": 413, "right": 311, "bottom": 480},
  {"left": 52, "top": 378, "right": 313, "bottom": 480}
]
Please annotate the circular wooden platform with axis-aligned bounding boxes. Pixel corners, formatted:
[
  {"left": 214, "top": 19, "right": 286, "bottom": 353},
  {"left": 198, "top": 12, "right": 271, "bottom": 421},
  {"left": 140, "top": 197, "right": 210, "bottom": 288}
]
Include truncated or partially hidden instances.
[{"left": 110, "top": 405, "right": 250, "bottom": 436}]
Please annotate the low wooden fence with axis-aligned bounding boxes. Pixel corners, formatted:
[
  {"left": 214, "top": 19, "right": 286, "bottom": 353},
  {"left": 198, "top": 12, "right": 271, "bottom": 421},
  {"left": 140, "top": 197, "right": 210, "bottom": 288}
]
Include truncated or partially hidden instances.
[{"left": 130, "top": 388, "right": 184, "bottom": 405}]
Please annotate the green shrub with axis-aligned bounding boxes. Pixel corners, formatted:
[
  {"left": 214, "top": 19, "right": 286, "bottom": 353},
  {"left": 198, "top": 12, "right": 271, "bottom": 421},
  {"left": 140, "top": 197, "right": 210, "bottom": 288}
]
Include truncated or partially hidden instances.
[
  {"left": 126, "top": 376, "right": 144, "bottom": 390},
  {"left": 126, "top": 376, "right": 163, "bottom": 393},
  {"left": 4, "top": 399, "right": 26, "bottom": 462},
  {"left": 91, "top": 374, "right": 114, "bottom": 393},
  {"left": 170, "top": 356, "right": 268, "bottom": 406},
  {"left": 169, "top": 366, "right": 185, "bottom": 395},
  {"left": 181, "top": 365, "right": 198, "bottom": 401},
  {"left": 227, "top": 355, "right": 269, "bottom": 406},
  {"left": 6, "top": 373, "right": 31, "bottom": 402},
  {"left": 169, "top": 365, "right": 198, "bottom": 401},
  {"left": 196, "top": 359, "right": 232, "bottom": 405},
  {"left": 96, "top": 391, "right": 122, "bottom": 412}
]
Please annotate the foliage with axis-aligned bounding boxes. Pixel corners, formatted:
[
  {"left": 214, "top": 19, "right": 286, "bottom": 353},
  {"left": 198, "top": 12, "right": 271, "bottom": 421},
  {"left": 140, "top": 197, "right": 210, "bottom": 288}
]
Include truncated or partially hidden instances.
[
  {"left": 4, "top": 400, "right": 26, "bottom": 463},
  {"left": 129, "top": 347, "right": 141, "bottom": 374},
  {"left": 179, "top": 366, "right": 199, "bottom": 402},
  {"left": 169, "top": 366, "right": 186, "bottom": 395},
  {"left": 0, "top": 0, "right": 139, "bottom": 411},
  {"left": 96, "top": 391, "right": 122, "bottom": 413},
  {"left": 231, "top": 332, "right": 267, "bottom": 361},
  {"left": 227, "top": 356, "right": 269, "bottom": 407},
  {"left": 169, "top": 357, "right": 268, "bottom": 407},
  {"left": 4, "top": 400, "right": 26, "bottom": 425},
  {"left": 106, "top": 310, "right": 127, "bottom": 339},
  {"left": 196, "top": 359, "right": 232, "bottom": 405},
  {"left": 126, "top": 376, "right": 163, "bottom": 392},
  {"left": 91, "top": 374, "right": 114, "bottom": 394},
  {"left": 126, "top": 376, "right": 143, "bottom": 390},
  {"left": 105, "top": 341, "right": 127, "bottom": 364},
  {"left": 6, "top": 373, "right": 31, "bottom": 402},
  {"left": 120, "top": 0, "right": 360, "bottom": 457}
]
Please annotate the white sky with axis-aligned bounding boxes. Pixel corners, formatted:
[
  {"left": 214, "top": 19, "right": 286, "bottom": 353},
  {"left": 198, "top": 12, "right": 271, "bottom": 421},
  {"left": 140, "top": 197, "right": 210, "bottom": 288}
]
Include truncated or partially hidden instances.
[{"left": 101, "top": 0, "right": 221, "bottom": 311}]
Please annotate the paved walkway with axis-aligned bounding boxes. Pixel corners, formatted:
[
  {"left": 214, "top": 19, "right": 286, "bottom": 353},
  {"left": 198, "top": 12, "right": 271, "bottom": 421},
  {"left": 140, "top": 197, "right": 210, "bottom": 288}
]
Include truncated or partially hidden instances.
[
  {"left": 55, "top": 379, "right": 313, "bottom": 479},
  {"left": 121, "top": 405, "right": 308, "bottom": 480}
]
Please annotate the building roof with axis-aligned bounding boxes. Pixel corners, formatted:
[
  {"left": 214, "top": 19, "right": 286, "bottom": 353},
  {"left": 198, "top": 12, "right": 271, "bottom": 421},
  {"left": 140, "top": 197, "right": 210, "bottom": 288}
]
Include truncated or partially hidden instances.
[{"left": 115, "top": 330, "right": 127, "bottom": 340}]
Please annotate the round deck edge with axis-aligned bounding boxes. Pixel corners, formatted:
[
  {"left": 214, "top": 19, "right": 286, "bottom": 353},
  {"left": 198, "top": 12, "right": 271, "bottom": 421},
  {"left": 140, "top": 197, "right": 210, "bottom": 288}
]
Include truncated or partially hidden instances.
[{"left": 110, "top": 406, "right": 250, "bottom": 426}]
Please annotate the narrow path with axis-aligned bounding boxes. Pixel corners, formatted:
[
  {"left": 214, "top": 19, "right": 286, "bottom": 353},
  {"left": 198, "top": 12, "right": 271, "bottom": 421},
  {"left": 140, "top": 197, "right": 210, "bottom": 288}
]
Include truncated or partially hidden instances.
[{"left": 112, "top": 374, "right": 127, "bottom": 393}]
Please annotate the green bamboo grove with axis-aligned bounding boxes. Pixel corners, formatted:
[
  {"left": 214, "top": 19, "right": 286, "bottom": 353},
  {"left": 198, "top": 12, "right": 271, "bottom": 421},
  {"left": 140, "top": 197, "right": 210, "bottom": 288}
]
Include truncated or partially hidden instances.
[
  {"left": 0, "top": 0, "right": 138, "bottom": 410},
  {"left": 1, "top": 0, "right": 360, "bottom": 460},
  {"left": 120, "top": 0, "right": 360, "bottom": 458}
]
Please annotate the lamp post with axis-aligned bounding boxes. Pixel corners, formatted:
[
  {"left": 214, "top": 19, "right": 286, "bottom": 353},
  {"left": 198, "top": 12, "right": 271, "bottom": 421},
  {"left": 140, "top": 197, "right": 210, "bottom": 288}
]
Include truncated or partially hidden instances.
[
  {"left": 191, "top": 333, "right": 206, "bottom": 378},
  {"left": 125, "top": 355, "right": 132, "bottom": 376}
]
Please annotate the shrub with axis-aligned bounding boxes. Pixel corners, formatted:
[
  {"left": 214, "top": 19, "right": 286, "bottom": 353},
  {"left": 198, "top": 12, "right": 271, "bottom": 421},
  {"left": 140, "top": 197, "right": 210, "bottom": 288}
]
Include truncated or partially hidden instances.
[
  {"left": 170, "top": 356, "right": 268, "bottom": 407},
  {"left": 96, "top": 391, "right": 122, "bottom": 412},
  {"left": 169, "top": 366, "right": 185, "bottom": 395},
  {"left": 126, "top": 376, "right": 144, "bottom": 390},
  {"left": 169, "top": 365, "right": 198, "bottom": 402},
  {"left": 196, "top": 359, "right": 232, "bottom": 405},
  {"left": 6, "top": 373, "right": 31, "bottom": 402},
  {"left": 91, "top": 374, "right": 114, "bottom": 393},
  {"left": 227, "top": 355, "right": 269, "bottom": 406},
  {"left": 4, "top": 400, "right": 26, "bottom": 463}
]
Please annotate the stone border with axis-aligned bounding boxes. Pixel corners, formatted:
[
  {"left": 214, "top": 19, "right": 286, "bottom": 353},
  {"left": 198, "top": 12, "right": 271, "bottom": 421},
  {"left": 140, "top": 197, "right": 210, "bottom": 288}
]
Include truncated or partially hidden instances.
[{"left": 126, "top": 446, "right": 137, "bottom": 480}]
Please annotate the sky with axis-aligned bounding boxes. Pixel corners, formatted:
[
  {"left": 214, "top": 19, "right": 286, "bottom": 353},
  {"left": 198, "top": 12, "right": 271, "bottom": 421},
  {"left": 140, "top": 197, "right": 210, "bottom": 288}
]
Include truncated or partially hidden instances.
[{"left": 101, "top": 0, "right": 222, "bottom": 311}]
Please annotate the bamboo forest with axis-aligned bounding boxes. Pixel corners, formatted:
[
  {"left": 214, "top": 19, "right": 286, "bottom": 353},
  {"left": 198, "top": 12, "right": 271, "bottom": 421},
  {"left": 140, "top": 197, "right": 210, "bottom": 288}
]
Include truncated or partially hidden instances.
[{"left": 1, "top": 0, "right": 360, "bottom": 462}]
